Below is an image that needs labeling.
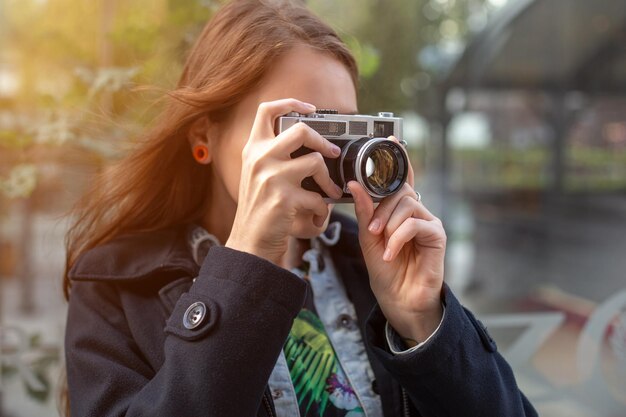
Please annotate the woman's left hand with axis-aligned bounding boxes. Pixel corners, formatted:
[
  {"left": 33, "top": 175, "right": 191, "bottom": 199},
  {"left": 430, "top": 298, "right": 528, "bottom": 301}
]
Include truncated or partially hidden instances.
[{"left": 348, "top": 156, "right": 446, "bottom": 346}]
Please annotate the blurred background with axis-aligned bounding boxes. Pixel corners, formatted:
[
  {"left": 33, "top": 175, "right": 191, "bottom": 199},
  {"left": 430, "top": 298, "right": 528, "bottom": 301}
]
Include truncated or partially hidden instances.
[{"left": 1, "top": 0, "right": 625, "bottom": 415}]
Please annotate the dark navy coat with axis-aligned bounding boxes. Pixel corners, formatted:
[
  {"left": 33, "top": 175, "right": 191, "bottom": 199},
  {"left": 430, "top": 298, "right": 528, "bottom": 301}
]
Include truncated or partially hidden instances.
[{"left": 65, "top": 212, "right": 538, "bottom": 417}]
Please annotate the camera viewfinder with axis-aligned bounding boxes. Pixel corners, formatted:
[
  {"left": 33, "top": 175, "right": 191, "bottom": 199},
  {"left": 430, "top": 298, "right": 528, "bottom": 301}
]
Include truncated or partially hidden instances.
[{"left": 374, "top": 121, "right": 394, "bottom": 138}]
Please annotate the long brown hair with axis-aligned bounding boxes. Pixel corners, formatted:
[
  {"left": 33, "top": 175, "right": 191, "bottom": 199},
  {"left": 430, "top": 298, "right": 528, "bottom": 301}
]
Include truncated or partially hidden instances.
[{"left": 63, "top": 0, "right": 358, "bottom": 299}]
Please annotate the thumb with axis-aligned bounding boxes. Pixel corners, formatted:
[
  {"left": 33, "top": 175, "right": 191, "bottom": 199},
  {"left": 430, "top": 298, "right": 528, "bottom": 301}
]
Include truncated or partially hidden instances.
[{"left": 347, "top": 181, "right": 376, "bottom": 242}]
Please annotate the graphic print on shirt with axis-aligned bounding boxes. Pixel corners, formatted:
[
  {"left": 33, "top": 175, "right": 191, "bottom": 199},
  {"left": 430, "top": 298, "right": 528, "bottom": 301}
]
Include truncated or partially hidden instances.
[{"left": 284, "top": 308, "right": 365, "bottom": 417}]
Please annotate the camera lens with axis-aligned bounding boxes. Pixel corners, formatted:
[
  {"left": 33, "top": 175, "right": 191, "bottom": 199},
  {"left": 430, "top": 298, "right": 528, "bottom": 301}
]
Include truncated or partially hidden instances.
[
  {"left": 365, "top": 147, "right": 398, "bottom": 192},
  {"left": 341, "top": 138, "right": 408, "bottom": 200}
]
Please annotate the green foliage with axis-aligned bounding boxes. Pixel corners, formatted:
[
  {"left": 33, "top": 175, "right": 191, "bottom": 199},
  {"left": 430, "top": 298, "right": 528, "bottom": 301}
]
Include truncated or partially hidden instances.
[
  {"left": 168, "top": 0, "right": 216, "bottom": 27},
  {"left": 0, "top": 129, "right": 32, "bottom": 148},
  {"left": 452, "top": 147, "right": 550, "bottom": 191},
  {"left": 452, "top": 146, "right": 626, "bottom": 191},
  {"left": 24, "top": 370, "right": 52, "bottom": 404},
  {"left": 566, "top": 147, "right": 626, "bottom": 191},
  {"left": 0, "top": 164, "right": 38, "bottom": 198},
  {"left": 0, "top": 328, "right": 60, "bottom": 404},
  {"left": 0, "top": 0, "right": 218, "bottom": 204},
  {"left": 344, "top": 36, "right": 380, "bottom": 79}
]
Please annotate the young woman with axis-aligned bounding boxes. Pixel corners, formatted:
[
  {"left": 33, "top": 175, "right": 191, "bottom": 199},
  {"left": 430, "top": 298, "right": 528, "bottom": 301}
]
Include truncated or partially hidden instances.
[{"left": 63, "top": 0, "right": 537, "bottom": 416}]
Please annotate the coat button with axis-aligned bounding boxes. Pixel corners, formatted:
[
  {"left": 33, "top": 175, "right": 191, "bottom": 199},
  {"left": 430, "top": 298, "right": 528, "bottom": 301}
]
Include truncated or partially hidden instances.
[
  {"left": 183, "top": 301, "right": 207, "bottom": 329},
  {"left": 271, "top": 389, "right": 283, "bottom": 399},
  {"left": 336, "top": 314, "right": 356, "bottom": 331}
]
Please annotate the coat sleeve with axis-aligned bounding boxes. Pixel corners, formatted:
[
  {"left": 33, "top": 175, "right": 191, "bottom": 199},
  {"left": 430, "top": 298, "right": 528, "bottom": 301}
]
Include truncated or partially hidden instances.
[
  {"left": 364, "top": 284, "right": 538, "bottom": 417},
  {"left": 65, "top": 246, "right": 306, "bottom": 417}
]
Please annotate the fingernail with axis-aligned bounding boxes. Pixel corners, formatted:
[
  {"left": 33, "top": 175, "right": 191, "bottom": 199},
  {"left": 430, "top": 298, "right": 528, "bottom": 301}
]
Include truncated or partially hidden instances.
[
  {"left": 334, "top": 184, "right": 343, "bottom": 197},
  {"left": 368, "top": 219, "right": 380, "bottom": 233},
  {"left": 331, "top": 144, "right": 341, "bottom": 156},
  {"left": 304, "top": 102, "right": 316, "bottom": 111},
  {"left": 383, "top": 247, "right": 392, "bottom": 262}
]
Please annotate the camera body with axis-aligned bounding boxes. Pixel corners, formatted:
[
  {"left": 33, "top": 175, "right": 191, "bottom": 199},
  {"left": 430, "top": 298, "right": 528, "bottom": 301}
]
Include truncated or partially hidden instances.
[{"left": 276, "top": 110, "right": 408, "bottom": 203}]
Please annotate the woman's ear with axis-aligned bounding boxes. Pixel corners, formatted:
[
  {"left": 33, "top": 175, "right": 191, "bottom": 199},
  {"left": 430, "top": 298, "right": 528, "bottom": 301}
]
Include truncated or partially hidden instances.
[{"left": 188, "top": 116, "right": 213, "bottom": 164}]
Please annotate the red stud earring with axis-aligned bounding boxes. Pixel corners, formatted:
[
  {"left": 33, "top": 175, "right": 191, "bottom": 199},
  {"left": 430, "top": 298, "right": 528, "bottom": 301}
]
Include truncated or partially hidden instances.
[{"left": 193, "top": 144, "right": 210, "bottom": 164}]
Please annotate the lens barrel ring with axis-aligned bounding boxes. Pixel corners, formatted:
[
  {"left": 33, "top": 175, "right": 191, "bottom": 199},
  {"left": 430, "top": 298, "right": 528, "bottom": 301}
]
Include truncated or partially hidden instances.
[{"left": 353, "top": 138, "right": 408, "bottom": 199}]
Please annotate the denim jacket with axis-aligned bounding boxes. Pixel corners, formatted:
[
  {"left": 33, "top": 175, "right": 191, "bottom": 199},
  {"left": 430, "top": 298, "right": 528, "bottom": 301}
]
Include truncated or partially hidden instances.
[{"left": 270, "top": 222, "right": 383, "bottom": 417}]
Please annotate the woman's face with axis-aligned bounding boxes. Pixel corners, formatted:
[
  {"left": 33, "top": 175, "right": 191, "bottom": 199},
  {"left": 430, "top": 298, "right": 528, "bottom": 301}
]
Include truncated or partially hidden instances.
[{"left": 209, "top": 45, "right": 358, "bottom": 239}]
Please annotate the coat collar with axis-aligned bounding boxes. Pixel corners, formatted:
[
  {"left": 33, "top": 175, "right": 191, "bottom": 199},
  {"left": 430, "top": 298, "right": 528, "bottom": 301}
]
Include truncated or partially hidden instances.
[
  {"left": 67, "top": 211, "right": 363, "bottom": 283},
  {"left": 67, "top": 224, "right": 199, "bottom": 282}
]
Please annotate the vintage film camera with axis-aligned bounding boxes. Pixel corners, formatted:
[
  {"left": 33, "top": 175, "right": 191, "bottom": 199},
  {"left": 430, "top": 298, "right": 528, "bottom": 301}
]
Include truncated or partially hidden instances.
[{"left": 276, "top": 110, "right": 409, "bottom": 203}]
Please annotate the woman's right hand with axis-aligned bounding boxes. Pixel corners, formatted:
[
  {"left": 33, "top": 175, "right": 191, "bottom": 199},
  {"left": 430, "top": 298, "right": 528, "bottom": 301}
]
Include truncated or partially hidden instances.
[{"left": 225, "top": 98, "right": 344, "bottom": 264}]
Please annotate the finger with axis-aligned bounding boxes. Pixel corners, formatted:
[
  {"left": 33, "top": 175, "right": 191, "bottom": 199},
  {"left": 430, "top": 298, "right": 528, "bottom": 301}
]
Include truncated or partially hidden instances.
[
  {"left": 347, "top": 181, "right": 375, "bottom": 238},
  {"left": 250, "top": 99, "right": 316, "bottom": 139},
  {"left": 368, "top": 183, "right": 435, "bottom": 235},
  {"left": 383, "top": 195, "right": 421, "bottom": 239},
  {"left": 389, "top": 135, "right": 414, "bottom": 187},
  {"left": 293, "top": 188, "right": 329, "bottom": 227},
  {"left": 275, "top": 122, "right": 341, "bottom": 159},
  {"left": 383, "top": 218, "right": 445, "bottom": 262},
  {"left": 285, "top": 152, "right": 343, "bottom": 199}
]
